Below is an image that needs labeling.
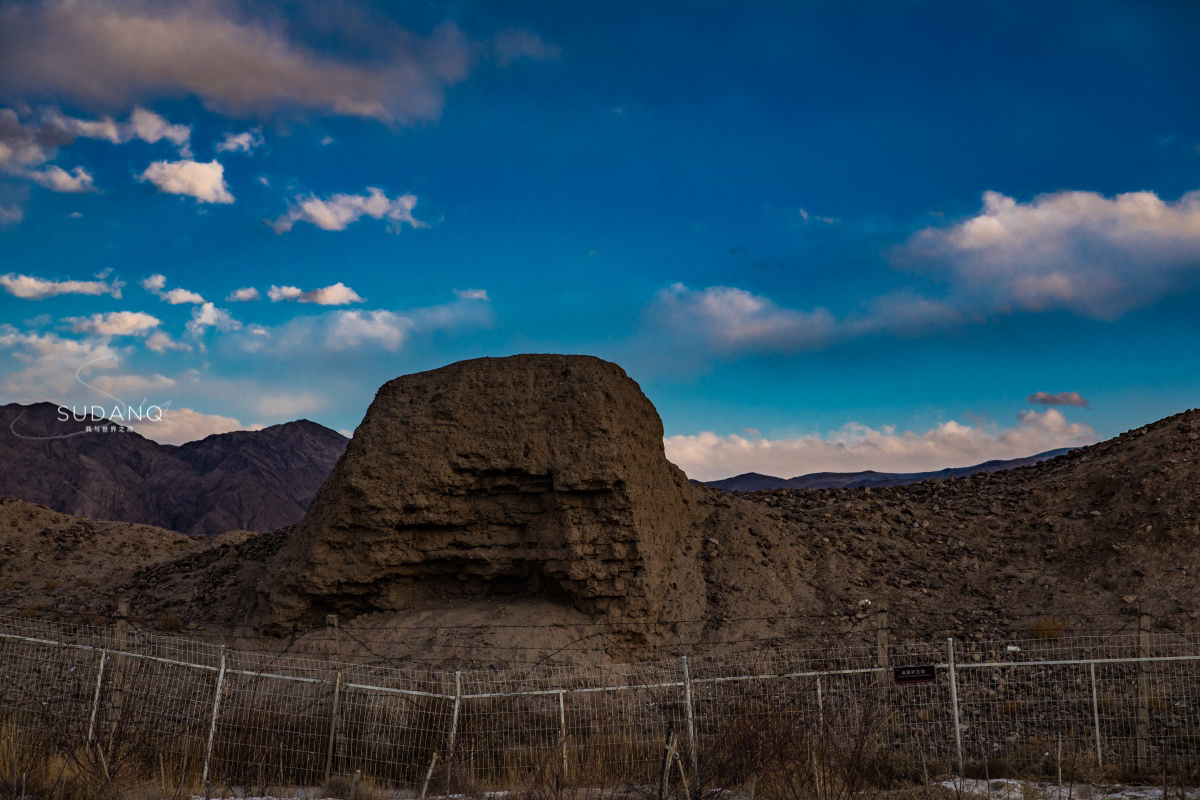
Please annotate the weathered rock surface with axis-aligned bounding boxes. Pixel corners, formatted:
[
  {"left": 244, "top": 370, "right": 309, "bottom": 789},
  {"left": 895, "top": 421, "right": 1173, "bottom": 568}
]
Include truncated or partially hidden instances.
[
  {"left": 0, "top": 403, "right": 348, "bottom": 536},
  {"left": 254, "top": 355, "right": 705, "bottom": 628}
]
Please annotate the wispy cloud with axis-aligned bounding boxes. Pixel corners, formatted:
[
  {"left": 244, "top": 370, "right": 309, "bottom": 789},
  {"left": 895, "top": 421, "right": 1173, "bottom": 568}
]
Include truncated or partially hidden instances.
[
  {"left": 27, "top": 164, "right": 94, "bottom": 192},
  {"left": 215, "top": 128, "right": 263, "bottom": 154},
  {"left": 65, "top": 311, "right": 161, "bottom": 336},
  {"left": 0, "top": 107, "right": 189, "bottom": 194},
  {"left": 649, "top": 283, "right": 836, "bottom": 354},
  {"left": 140, "top": 274, "right": 205, "bottom": 304},
  {"left": 267, "top": 282, "right": 363, "bottom": 305},
  {"left": 1, "top": 272, "right": 123, "bottom": 299},
  {"left": 1027, "top": 391, "right": 1089, "bottom": 408},
  {"left": 272, "top": 187, "right": 424, "bottom": 233},
  {"left": 139, "top": 159, "right": 233, "bottom": 203},
  {"left": 492, "top": 30, "right": 561, "bottom": 66},
  {"left": 145, "top": 331, "right": 191, "bottom": 353},
  {"left": 665, "top": 409, "right": 1096, "bottom": 482},
  {"left": 0, "top": 3, "right": 551, "bottom": 124},
  {"left": 0, "top": 108, "right": 93, "bottom": 191},
  {"left": 238, "top": 291, "right": 492, "bottom": 355},
  {"left": 46, "top": 107, "right": 191, "bottom": 155}
]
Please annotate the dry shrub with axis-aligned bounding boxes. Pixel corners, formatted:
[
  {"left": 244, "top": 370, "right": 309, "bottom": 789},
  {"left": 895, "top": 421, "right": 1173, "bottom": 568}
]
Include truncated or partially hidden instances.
[
  {"left": 1029, "top": 617, "right": 1068, "bottom": 640},
  {"left": 157, "top": 612, "right": 182, "bottom": 632},
  {"left": 321, "top": 772, "right": 385, "bottom": 800}
]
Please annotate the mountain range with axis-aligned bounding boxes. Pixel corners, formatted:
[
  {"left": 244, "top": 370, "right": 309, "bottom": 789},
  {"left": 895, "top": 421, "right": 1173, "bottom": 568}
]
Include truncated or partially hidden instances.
[
  {"left": 0, "top": 402, "right": 348, "bottom": 537},
  {"left": 702, "top": 448, "right": 1075, "bottom": 491}
]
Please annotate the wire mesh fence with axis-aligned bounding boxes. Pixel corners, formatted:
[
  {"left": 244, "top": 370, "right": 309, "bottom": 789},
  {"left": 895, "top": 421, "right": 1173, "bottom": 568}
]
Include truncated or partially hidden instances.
[{"left": 1, "top": 609, "right": 1198, "bottom": 795}]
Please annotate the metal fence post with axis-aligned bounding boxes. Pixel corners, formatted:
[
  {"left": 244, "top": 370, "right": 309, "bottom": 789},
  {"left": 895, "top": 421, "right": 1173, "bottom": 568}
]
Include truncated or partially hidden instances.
[
  {"left": 107, "top": 602, "right": 130, "bottom": 754},
  {"left": 1088, "top": 663, "right": 1103, "bottom": 768},
  {"left": 1136, "top": 613, "right": 1151, "bottom": 772},
  {"left": 558, "top": 690, "right": 568, "bottom": 777},
  {"left": 947, "top": 637, "right": 963, "bottom": 775},
  {"left": 202, "top": 645, "right": 227, "bottom": 799},
  {"left": 681, "top": 655, "right": 698, "bottom": 775},
  {"left": 325, "top": 671, "right": 344, "bottom": 782},
  {"left": 86, "top": 649, "right": 107, "bottom": 748},
  {"left": 876, "top": 610, "right": 889, "bottom": 688},
  {"left": 444, "top": 670, "right": 463, "bottom": 787}
]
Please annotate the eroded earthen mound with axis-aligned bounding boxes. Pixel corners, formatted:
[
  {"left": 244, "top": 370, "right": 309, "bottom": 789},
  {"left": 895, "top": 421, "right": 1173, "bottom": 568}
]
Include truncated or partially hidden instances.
[{"left": 253, "top": 355, "right": 704, "bottom": 628}]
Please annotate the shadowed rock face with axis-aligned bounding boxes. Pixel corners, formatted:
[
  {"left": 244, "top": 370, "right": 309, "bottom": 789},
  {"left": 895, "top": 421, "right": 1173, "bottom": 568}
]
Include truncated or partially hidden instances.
[{"left": 255, "top": 355, "right": 702, "bottom": 627}]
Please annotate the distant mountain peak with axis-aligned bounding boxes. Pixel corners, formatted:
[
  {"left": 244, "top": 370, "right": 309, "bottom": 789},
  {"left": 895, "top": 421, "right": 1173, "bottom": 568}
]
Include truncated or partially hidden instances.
[
  {"left": 0, "top": 402, "right": 348, "bottom": 536},
  {"left": 704, "top": 448, "right": 1076, "bottom": 491}
]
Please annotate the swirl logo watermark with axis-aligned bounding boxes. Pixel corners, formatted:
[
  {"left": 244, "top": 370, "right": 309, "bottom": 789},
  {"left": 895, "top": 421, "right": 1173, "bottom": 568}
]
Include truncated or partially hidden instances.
[{"left": 8, "top": 355, "right": 172, "bottom": 441}]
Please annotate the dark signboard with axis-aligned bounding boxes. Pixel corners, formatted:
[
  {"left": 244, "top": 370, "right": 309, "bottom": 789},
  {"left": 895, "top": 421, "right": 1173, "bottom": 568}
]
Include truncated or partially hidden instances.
[{"left": 893, "top": 665, "right": 936, "bottom": 685}]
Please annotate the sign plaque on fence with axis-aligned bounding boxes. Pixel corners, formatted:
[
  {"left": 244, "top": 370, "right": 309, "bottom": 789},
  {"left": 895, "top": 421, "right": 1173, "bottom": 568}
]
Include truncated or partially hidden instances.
[{"left": 893, "top": 664, "right": 936, "bottom": 685}]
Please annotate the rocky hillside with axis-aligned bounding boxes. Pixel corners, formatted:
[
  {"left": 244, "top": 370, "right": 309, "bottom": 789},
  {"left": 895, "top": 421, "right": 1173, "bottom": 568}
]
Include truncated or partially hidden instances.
[
  {"left": 0, "top": 402, "right": 348, "bottom": 536},
  {"left": 2, "top": 358, "right": 1197, "bottom": 667}
]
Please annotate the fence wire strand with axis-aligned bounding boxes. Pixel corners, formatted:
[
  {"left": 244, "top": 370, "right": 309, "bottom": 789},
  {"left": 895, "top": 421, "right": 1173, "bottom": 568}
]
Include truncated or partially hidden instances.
[{"left": 1, "top": 611, "right": 1198, "bottom": 793}]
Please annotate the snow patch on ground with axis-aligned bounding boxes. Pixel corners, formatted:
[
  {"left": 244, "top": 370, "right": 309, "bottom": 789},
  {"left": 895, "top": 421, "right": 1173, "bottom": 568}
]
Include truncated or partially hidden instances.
[{"left": 941, "top": 779, "right": 1199, "bottom": 800}]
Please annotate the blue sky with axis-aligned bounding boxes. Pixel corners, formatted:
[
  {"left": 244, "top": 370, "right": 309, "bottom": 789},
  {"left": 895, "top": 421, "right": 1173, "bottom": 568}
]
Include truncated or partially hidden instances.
[{"left": 2, "top": 0, "right": 1200, "bottom": 480}]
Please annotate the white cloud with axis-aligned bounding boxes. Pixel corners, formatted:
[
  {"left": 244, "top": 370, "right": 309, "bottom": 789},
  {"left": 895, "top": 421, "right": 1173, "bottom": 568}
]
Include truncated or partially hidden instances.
[
  {"left": 44, "top": 107, "right": 191, "bottom": 153},
  {"left": 216, "top": 129, "right": 263, "bottom": 154},
  {"left": 272, "top": 187, "right": 424, "bottom": 233},
  {"left": 226, "top": 287, "right": 260, "bottom": 302},
  {"left": 129, "top": 407, "right": 263, "bottom": 446},
  {"left": 238, "top": 292, "right": 492, "bottom": 355},
  {"left": 139, "top": 159, "right": 233, "bottom": 203},
  {"left": 454, "top": 288, "right": 488, "bottom": 300},
  {"left": 0, "top": 107, "right": 66, "bottom": 171},
  {"left": 1027, "top": 391, "right": 1089, "bottom": 408},
  {"left": 163, "top": 287, "right": 205, "bottom": 305},
  {"left": 650, "top": 283, "right": 836, "bottom": 353},
  {"left": 267, "top": 285, "right": 303, "bottom": 301},
  {"left": 127, "top": 108, "right": 190, "bottom": 153},
  {"left": 0, "top": 3, "right": 501, "bottom": 124},
  {"left": 66, "top": 311, "right": 160, "bottom": 336},
  {"left": 140, "top": 274, "right": 204, "bottom": 304},
  {"left": 665, "top": 409, "right": 1097, "bottom": 482},
  {"left": 27, "top": 164, "right": 94, "bottom": 192},
  {"left": 1, "top": 272, "right": 123, "bottom": 299},
  {"left": 268, "top": 282, "right": 363, "bottom": 305},
  {"left": 144, "top": 331, "right": 190, "bottom": 353},
  {"left": 186, "top": 302, "right": 240, "bottom": 337},
  {"left": 0, "top": 326, "right": 122, "bottom": 402},
  {"left": 894, "top": 189, "right": 1200, "bottom": 319},
  {"left": 0, "top": 107, "right": 190, "bottom": 193},
  {"left": 325, "top": 310, "right": 411, "bottom": 350},
  {"left": 0, "top": 205, "right": 23, "bottom": 224},
  {"left": 141, "top": 274, "right": 166, "bottom": 291}
]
